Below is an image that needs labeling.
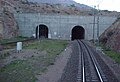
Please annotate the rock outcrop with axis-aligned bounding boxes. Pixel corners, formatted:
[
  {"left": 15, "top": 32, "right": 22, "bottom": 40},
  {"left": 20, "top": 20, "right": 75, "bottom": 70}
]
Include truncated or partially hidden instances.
[
  {"left": 0, "top": 0, "right": 18, "bottom": 39},
  {"left": 0, "top": 0, "right": 3, "bottom": 39},
  {"left": 100, "top": 17, "right": 120, "bottom": 52},
  {"left": 3, "top": 11, "right": 18, "bottom": 38},
  {"left": 0, "top": 15, "right": 3, "bottom": 39}
]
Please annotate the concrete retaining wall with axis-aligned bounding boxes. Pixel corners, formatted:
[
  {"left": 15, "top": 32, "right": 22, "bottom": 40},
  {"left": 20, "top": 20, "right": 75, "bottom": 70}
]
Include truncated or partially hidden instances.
[{"left": 14, "top": 13, "right": 117, "bottom": 40}]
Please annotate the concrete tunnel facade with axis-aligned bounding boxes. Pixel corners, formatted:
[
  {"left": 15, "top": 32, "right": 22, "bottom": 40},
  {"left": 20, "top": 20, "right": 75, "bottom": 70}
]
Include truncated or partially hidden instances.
[{"left": 14, "top": 13, "right": 117, "bottom": 40}]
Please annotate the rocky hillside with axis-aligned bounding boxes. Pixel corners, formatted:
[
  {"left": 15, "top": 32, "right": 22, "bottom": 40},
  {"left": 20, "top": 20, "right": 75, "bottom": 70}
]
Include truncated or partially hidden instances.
[
  {"left": 28, "top": 0, "right": 92, "bottom": 9},
  {"left": 28, "top": 0, "right": 76, "bottom": 4},
  {"left": 21, "top": 0, "right": 120, "bottom": 16},
  {"left": 10, "top": 0, "right": 93, "bottom": 15},
  {"left": 100, "top": 17, "right": 120, "bottom": 52},
  {"left": 0, "top": 0, "right": 19, "bottom": 39},
  {"left": 2, "top": 0, "right": 119, "bottom": 16},
  {"left": 0, "top": 0, "right": 3, "bottom": 38}
]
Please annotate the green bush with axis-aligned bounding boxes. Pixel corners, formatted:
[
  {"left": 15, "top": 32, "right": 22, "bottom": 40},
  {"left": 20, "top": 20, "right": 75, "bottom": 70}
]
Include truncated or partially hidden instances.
[{"left": 104, "top": 50, "right": 120, "bottom": 63}]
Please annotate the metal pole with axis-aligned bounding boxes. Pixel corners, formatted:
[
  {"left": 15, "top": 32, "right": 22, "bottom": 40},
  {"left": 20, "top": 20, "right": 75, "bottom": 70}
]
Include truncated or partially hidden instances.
[
  {"left": 38, "top": 25, "right": 39, "bottom": 39},
  {"left": 93, "top": 6, "right": 96, "bottom": 44},
  {"left": 97, "top": 4, "right": 100, "bottom": 47},
  {"left": 97, "top": 0, "right": 103, "bottom": 47}
]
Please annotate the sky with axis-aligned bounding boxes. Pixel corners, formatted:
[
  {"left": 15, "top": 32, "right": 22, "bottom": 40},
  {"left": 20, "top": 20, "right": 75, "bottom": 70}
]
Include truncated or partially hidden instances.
[{"left": 74, "top": 0, "right": 120, "bottom": 12}]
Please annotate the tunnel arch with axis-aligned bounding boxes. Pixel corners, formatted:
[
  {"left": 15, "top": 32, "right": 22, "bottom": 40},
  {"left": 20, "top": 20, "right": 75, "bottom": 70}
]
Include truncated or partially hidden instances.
[
  {"left": 36, "top": 24, "right": 48, "bottom": 39},
  {"left": 71, "top": 26, "right": 85, "bottom": 40}
]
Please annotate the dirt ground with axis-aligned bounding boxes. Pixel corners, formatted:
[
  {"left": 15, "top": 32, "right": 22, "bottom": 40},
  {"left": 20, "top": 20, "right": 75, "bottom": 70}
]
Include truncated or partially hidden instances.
[
  {"left": 35, "top": 44, "right": 72, "bottom": 82},
  {"left": 0, "top": 43, "right": 72, "bottom": 82},
  {"left": 0, "top": 49, "right": 47, "bottom": 68}
]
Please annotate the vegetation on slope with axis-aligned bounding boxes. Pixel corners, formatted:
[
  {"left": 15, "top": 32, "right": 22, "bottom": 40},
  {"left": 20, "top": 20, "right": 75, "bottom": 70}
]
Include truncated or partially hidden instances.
[{"left": 101, "top": 44, "right": 120, "bottom": 64}]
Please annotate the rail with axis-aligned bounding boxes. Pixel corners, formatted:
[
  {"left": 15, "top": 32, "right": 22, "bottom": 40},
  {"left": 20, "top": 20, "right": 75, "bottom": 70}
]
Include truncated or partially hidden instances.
[{"left": 77, "top": 40, "right": 104, "bottom": 82}]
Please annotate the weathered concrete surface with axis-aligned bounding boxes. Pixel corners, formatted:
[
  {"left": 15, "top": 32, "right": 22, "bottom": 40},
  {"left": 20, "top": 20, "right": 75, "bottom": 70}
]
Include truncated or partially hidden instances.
[{"left": 14, "top": 13, "right": 117, "bottom": 40}]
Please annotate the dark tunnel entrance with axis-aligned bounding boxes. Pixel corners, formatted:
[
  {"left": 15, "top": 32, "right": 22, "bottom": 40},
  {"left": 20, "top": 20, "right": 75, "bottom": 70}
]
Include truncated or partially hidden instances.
[
  {"left": 72, "top": 26, "right": 85, "bottom": 40},
  {"left": 36, "top": 24, "right": 48, "bottom": 39}
]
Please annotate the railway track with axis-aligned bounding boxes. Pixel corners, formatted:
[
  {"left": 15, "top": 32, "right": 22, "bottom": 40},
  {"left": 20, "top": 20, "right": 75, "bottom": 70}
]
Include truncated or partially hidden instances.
[
  {"left": 59, "top": 40, "right": 118, "bottom": 82},
  {"left": 77, "top": 40, "right": 107, "bottom": 82},
  {"left": 0, "top": 38, "right": 36, "bottom": 49},
  {"left": 0, "top": 38, "right": 35, "bottom": 45}
]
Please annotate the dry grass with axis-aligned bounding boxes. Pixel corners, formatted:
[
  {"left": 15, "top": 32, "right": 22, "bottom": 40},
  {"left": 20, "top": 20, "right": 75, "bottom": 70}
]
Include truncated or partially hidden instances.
[{"left": 0, "top": 39, "right": 68, "bottom": 82}]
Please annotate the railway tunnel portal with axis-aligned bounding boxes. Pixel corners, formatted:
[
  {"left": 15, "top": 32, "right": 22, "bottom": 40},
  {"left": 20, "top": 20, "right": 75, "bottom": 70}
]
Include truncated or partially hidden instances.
[
  {"left": 72, "top": 26, "right": 85, "bottom": 40},
  {"left": 36, "top": 24, "right": 48, "bottom": 39},
  {"left": 14, "top": 13, "right": 117, "bottom": 40}
]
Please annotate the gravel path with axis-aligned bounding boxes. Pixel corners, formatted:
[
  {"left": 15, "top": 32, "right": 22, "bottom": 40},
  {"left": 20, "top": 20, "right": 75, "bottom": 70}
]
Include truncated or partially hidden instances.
[
  {"left": 59, "top": 41, "right": 79, "bottom": 82},
  {"left": 36, "top": 43, "right": 72, "bottom": 82},
  {"left": 96, "top": 49, "right": 120, "bottom": 82},
  {"left": 86, "top": 40, "right": 120, "bottom": 82}
]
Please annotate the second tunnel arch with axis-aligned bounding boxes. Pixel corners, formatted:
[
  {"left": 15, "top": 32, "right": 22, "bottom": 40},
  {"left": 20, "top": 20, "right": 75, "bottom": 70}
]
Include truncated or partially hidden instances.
[
  {"left": 71, "top": 26, "right": 85, "bottom": 40},
  {"left": 36, "top": 24, "right": 48, "bottom": 39}
]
